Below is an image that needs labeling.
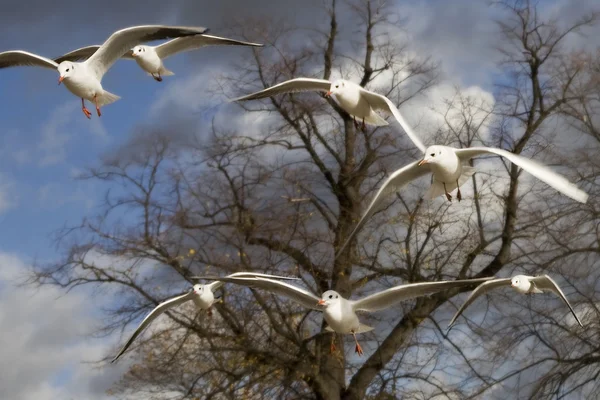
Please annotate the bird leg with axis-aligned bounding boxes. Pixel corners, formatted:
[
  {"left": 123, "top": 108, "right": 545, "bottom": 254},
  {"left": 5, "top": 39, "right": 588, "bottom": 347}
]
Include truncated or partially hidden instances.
[
  {"left": 207, "top": 308, "right": 213, "bottom": 318},
  {"left": 330, "top": 334, "right": 336, "bottom": 353},
  {"left": 152, "top": 73, "right": 163, "bottom": 82},
  {"left": 361, "top": 118, "right": 366, "bottom": 132},
  {"left": 94, "top": 95, "right": 101, "bottom": 117},
  {"left": 353, "top": 116, "right": 359, "bottom": 130},
  {"left": 352, "top": 331, "right": 364, "bottom": 356},
  {"left": 443, "top": 183, "right": 452, "bottom": 202},
  {"left": 456, "top": 180, "right": 462, "bottom": 202},
  {"left": 81, "top": 98, "right": 92, "bottom": 119}
]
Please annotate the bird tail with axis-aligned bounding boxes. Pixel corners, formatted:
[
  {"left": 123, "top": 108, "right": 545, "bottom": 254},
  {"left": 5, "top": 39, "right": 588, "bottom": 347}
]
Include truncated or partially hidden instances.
[
  {"left": 159, "top": 66, "right": 175, "bottom": 76},
  {"left": 361, "top": 111, "right": 389, "bottom": 127},
  {"left": 425, "top": 166, "right": 476, "bottom": 200},
  {"left": 97, "top": 90, "right": 121, "bottom": 106}
]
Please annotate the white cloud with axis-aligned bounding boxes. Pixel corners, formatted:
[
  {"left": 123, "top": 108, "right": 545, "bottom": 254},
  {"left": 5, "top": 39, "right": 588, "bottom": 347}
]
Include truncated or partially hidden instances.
[{"left": 0, "top": 252, "right": 128, "bottom": 400}]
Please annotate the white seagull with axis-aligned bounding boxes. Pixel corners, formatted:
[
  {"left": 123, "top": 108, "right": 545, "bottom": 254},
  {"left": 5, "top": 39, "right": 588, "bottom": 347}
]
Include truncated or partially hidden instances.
[
  {"left": 192, "top": 275, "right": 493, "bottom": 355},
  {"left": 232, "top": 78, "right": 427, "bottom": 151},
  {"left": 447, "top": 274, "right": 583, "bottom": 329},
  {"left": 111, "top": 272, "right": 298, "bottom": 363},
  {"left": 55, "top": 34, "right": 263, "bottom": 82},
  {"left": 335, "top": 145, "right": 589, "bottom": 257},
  {"left": 0, "top": 25, "right": 208, "bottom": 119}
]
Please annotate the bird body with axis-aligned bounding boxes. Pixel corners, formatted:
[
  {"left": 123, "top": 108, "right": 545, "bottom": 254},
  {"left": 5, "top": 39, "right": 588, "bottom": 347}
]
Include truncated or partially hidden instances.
[{"left": 321, "top": 290, "right": 362, "bottom": 334}]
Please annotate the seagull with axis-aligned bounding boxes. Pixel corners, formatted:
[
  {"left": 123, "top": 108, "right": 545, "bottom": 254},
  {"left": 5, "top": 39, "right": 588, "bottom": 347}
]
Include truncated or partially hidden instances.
[
  {"left": 191, "top": 275, "right": 493, "bottom": 356},
  {"left": 335, "top": 144, "right": 589, "bottom": 257},
  {"left": 111, "top": 272, "right": 298, "bottom": 363},
  {"left": 55, "top": 34, "right": 263, "bottom": 82},
  {"left": 0, "top": 25, "right": 208, "bottom": 119},
  {"left": 232, "top": 78, "right": 427, "bottom": 151},
  {"left": 447, "top": 274, "right": 584, "bottom": 329}
]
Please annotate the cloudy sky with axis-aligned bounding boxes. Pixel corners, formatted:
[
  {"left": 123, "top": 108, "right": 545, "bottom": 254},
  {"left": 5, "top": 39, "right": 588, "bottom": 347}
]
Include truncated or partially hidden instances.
[{"left": 0, "top": 0, "right": 597, "bottom": 398}]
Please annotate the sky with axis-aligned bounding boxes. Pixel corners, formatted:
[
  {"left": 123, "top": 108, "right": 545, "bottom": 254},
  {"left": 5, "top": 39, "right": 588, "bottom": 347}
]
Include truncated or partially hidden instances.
[{"left": 0, "top": 0, "right": 597, "bottom": 398}]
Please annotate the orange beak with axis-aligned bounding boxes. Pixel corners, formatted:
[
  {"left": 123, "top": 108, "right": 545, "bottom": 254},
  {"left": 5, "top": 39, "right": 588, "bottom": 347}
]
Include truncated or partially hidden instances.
[
  {"left": 418, "top": 159, "right": 428, "bottom": 166},
  {"left": 132, "top": 52, "right": 137, "bottom": 57},
  {"left": 317, "top": 299, "right": 326, "bottom": 306},
  {"left": 58, "top": 76, "right": 64, "bottom": 85},
  {"left": 324, "top": 91, "right": 332, "bottom": 98}
]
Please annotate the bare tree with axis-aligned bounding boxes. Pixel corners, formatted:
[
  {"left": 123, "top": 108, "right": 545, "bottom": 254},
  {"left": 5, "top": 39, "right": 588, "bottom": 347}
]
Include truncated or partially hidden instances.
[{"left": 31, "top": 1, "right": 599, "bottom": 399}]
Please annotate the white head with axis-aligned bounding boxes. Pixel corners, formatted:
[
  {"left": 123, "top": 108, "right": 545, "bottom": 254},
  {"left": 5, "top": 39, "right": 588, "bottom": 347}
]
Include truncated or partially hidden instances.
[
  {"left": 510, "top": 275, "right": 531, "bottom": 293},
  {"left": 193, "top": 284, "right": 206, "bottom": 295},
  {"left": 131, "top": 45, "right": 151, "bottom": 58},
  {"left": 325, "top": 79, "right": 348, "bottom": 98},
  {"left": 418, "top": 145, "right": 452, "bottom": 166},
  {"left": 57, "top": 61, "right": 76, "bottom": 85},
  {"left": 317, "top": 290, "right": 341, "bottom": 307}
]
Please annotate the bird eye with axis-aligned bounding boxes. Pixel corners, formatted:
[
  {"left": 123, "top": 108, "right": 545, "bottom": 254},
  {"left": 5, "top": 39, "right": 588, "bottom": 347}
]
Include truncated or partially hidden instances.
[
  {"left": 430, "top": 153, "right": 435, "bottom": 157},
  {"left": 329, "top": 295, "right": 333, "bottom": 299},
  {"left": 335, "top": 85, "right": 339, "bottom": 88},
  {"left": 438, "top": 151, "right": 441, "bottom": 155},
  {"left": 66, "top": 68, "right": 70, "bottom": 72},
  {"left": 336, "top": 295, "right": 339, "bottom": 298}
]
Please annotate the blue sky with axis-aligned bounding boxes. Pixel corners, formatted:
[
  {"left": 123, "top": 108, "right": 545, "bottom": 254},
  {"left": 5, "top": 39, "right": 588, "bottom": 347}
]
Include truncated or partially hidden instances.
[{"left": 0, "top": 0, "right": 597, "bottom": 398}]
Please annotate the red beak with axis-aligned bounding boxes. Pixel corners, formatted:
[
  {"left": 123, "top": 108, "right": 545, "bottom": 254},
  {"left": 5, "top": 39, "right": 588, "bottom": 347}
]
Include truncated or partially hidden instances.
[
  {"left": 418, "top": 159, "right": 428, "bottom": 166},
  {"left": 324, "top": 91, "right": 332, "bottom": 98},
  {"left": 58, "top": 76, "right": 64, "bottom": 85},
  {"left": 317, "top": 299, "right": 326, "bottom": 306}
]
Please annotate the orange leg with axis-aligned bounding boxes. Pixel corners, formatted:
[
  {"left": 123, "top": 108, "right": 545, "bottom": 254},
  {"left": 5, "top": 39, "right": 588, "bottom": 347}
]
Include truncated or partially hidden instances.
[
  {"left": 94, "top": 95, "right": 101, "bottom": 117},
  {"left": 456, "top": 180, "right": 462, "bottom": 202},
  {"left": 361, "top": 118, "right": 366, "bottom": 132},
  {"left": 352, "top": 332, "right": 363, "bottom": 356},
  {"left": 443, "top": 183, "right": 452, "bottom": 202},
  {"left": 207, "top": 308, "right": 213, "bottom": 318},
  {"left": 353, "top": 116, "right": 359, "bottom": 129},
  {"left": 81, "top": 98, "right": 92, "bottom": 119}
]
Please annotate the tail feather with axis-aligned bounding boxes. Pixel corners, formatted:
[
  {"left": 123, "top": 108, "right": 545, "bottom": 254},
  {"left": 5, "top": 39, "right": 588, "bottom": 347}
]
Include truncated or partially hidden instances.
[
  {"left": 363, "top": 111, "right": 389, "bottom": 127},
  {"left": 425, "top": 166, "right": 477, "bottom": 200},
  {"left": 97, "top": 90, "right": 120, "bottom": 106},
  {"left": 159, "top": 67, "right": 175, "bottom": 76}
]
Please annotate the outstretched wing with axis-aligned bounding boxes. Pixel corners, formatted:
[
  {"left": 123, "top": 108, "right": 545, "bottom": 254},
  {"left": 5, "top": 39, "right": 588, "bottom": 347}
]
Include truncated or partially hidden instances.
[
  {"left": 335, "top": 160, "right": 429, "bottom": 257},
  {"left": 359, "top": 89, "right": 427, "bottom": 153},
  {"left": 455, "top": 147, "right": 588, "bottom": 204},
  {"left": 232, "top": 78, "right": 331, "bottom": 101},
  {"left": 155, "top": 34, "right": 263, "bottom": 59},
  {"left": 447, "top": 278, "right": 511, "bottom": 329},
  {"left": 53, "top": 45, "right": 101, "bottom": 63},
  {"left": 0, "top": 50, "right": 58, "bottom": 70},
  {"left": 532, "top": 275, "right": 583, "bottom": 327},
  {"left": 192, "top": 276, "right": 321, "bottom": 310},
  {"left": 206, "top": 272, "right": 300, "bottom": 292},
  {"left": 86, "top": 25, "right": 208, "bottom": 79},
  {"left": 353, "top": 277, "right": 494, "bottom": 312},
  {"left": 111, "top": 291, "right": 194, "bottom": 363}
]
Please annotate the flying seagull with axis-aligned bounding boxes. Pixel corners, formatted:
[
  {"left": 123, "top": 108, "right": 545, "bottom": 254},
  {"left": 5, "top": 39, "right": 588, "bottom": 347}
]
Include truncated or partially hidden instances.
[
  {"left": 0, "top": 25, "right": 208, "bottom": 119},
  {"left": 191, "top": 275, "right": 493, "bottom": 356},
  {"left": 232, "top": 78, "right": 427, "bottom": 151},
  {"left": 335, "top": 145, "right": 589, "bottom": 257},
  {"left": 447, "top": 274, "right": 583, "bottom": 329},
  {"left": 111, "top": 272, "right": 298, "bottom": 363},
  {"left": 55, "top": 34, "right": 263, "bottom": 82}
]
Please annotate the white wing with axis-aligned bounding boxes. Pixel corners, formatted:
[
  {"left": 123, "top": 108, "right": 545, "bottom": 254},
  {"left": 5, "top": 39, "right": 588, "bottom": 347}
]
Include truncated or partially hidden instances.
[
  {"left": 352, "top": 277, "right": 494, "bottom": 312},
  {"left": 86, "top": 25, "right": 208, "bottom": 79},
  {"left": 111, "top": 291, "right": 194, "bottom": 363},
  {"left": 53, "top": 46, "right": 101, "bottom": 63},
  {"left": 447, "top": 278, "right": 511, "bottom": 328},
  {"left": 359, "top": 89, "right": 427, "bottom": 153},
  {"left": 335, "top": 160, "right": 429, "bottom": 257},
  {"left": 531, "top": 275, "right": 583, "bottom": 327},
  {"left": 206, "top": 271, "right": 300, "bottom": 292},
  {"left": 196, "top": 276, "right": 321, "bottom": 310},
  {"left": 0, "top": 50, "right": 58, "bottom": 70},
  {"left": 455, "top": 147, "right": 588, "bottom": 203},
  {"left": 232, "top": 78, "right": 331, "bottom": 101},
  {"left": 155, "top": 34, "right": 263, "bottom": 59}
]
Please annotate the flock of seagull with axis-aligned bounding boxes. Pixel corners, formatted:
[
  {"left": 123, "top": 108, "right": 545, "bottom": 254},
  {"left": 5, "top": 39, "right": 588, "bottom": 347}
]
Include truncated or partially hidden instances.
[{"left": 0, "top": 24, "right": 588, "bottom": 362}]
